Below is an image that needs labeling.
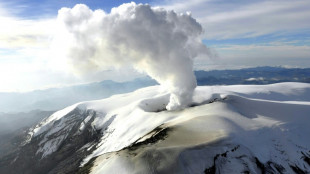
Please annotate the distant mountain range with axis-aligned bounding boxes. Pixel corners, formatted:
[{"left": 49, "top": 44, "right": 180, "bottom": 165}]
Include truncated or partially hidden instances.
[
  {"left": 0, "top": 78, "right": 157, "bottom": 113},
  {"left": 195, "top": 66, "right": 310, "bottom": 85},
  {"left": 0, "top": 66, "right": 309, "bottom": 113}
]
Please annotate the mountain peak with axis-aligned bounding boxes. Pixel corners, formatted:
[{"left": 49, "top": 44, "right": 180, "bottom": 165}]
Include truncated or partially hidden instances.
[{"left": 1, "top": 82, "right": 310, "bottom": 174}]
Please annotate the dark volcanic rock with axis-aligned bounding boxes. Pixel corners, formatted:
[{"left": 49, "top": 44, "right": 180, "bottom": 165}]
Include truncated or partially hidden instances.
[{"left": 0, "top": 109, "right": 101, "bottom": 174}]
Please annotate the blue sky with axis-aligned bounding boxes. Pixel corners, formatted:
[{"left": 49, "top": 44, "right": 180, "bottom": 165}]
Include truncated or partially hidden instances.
[
  {"left": 0, "top": 0, "right": 310, "bottom": 92},
  {"left": 2, "top": 0, "right": 155, "bottom": 18}
]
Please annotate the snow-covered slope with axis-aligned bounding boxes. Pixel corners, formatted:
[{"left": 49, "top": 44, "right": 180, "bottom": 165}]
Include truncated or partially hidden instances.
[{"left": 3, "top": 82, "right": 310, "bottom": 174}]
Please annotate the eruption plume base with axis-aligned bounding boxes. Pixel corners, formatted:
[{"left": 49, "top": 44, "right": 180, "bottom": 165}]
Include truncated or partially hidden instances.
[{"left": 54, "top": 3, "right": 210, "bottom": 110}]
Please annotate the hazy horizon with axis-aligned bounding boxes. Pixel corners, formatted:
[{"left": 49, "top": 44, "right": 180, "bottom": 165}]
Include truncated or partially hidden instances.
[{"left": 0, "top": 0, "right": 309, "bottom": 92}]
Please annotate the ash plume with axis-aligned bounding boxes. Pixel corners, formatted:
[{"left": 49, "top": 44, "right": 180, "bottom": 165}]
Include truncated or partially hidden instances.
[{"left": 54, "top": 2, "right": 211, "bottom": 110}]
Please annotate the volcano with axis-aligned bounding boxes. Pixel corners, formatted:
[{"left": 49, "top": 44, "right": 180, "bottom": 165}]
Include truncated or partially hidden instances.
[{"left": 1, "top": 82, "right": 310, "bottom": 174}]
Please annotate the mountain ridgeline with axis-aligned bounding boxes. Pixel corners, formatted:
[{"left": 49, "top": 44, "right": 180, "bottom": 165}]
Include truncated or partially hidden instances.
[
  {"left": 0, "top": 82, "right": 310, "bottom": 174},
  {"left": 0, "top": 67, "right": 309, "bottom": 113}
]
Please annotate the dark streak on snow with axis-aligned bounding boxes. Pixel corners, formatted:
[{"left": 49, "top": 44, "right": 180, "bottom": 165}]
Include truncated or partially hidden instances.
[
  {"left": 126, "top": 125, "right": 171, "bottom": 151},
  {"left": 255, "top": 157, "right": 265, "bottom": 173},
  {"left": 204, "top": 145, "right": 240, "bottom": 174},
  {"left": 203, "top": 145, "right": 310, "bottom": 174},
  {"left": 290, "top": 165, "right": 306, "bottom": 174},
  {"left": 301, "top": 151, "right": 310, "bottom": 166},
  {"left": 190, "top": 97, "right": 227, "bottom": 108}
]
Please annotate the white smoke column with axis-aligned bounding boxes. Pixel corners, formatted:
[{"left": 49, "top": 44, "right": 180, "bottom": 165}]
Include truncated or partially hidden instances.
[{"left": 54, "top": 3, "right": 210, "bottom": 110}]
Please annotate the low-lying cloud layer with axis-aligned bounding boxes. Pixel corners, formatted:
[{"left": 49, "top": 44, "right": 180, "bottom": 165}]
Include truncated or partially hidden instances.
[{"left": 54, "top": 2, "right": 210, "bottom": 110}]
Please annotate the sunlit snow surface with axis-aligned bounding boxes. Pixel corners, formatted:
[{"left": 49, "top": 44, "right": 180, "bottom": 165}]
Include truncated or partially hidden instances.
[{"left": 30, "top": 82, "right": 310, "bottom": 173}]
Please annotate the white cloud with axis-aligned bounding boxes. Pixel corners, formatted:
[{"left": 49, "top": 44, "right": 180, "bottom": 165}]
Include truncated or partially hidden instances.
[
  {"left": 0, "top": 3, "right": 57, "bottom": 92},
  {"left": 0, "top": 4, "right": 56, "bottom": 49},
  {"left": 0, "top": 3, "right": 153, "bottom": 93},
  {"left": 218, "top": 44, "right": 310, "bottom": 59},
  {"left": 160, "top": 0, "right": 310, "bottom": 70},
  {"left": 0, "top": 1, "right": 309, "bottom": 93},
  {"left": 54, "top": 3, "right": 212, "bottom": 110},
  {"left": 194, "top": 43, "right": 310, "bottom": 70},
  {"left": 159, "top": 0, "right": 310, "bottom": 39}
]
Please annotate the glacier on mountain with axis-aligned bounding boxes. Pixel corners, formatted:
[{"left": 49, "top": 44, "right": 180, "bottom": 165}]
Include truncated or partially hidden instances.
[{"left": 24, "top": 82, "right": 310, "bottom": 173}]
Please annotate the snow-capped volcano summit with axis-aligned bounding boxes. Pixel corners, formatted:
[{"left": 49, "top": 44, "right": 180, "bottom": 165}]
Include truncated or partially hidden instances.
[{"left": 1, "top": 82, "right": 310, "bottom": 174}]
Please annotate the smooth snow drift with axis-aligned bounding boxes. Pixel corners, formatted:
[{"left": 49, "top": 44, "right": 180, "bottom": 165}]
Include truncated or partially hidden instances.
[
  {"left": 30, "top": 82, "right": 310, "bottom": 173},
  {"left": 53, "top": 3, "right": 211, "bottom": 110}
]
